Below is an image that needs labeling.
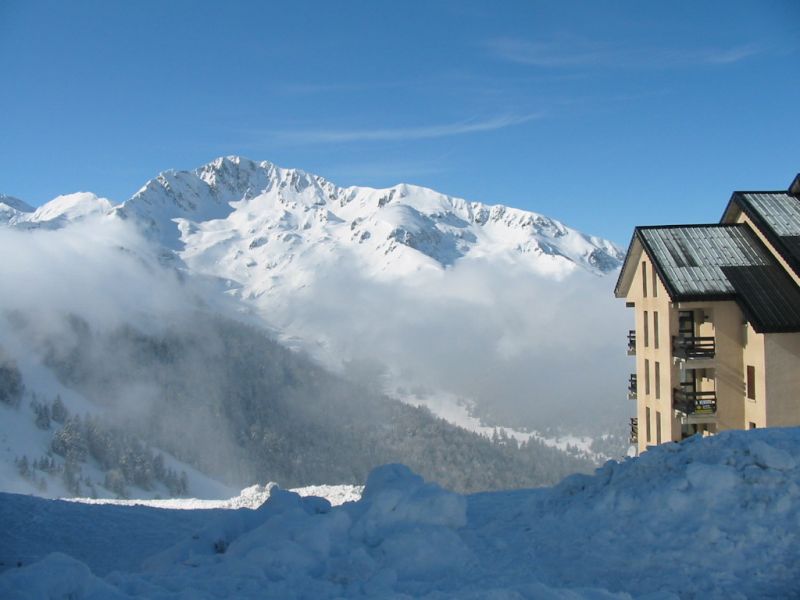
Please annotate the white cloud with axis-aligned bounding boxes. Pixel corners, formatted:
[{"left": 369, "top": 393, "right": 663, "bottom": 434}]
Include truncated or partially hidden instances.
[
  {"left": 264, "top": 255, "right": 630, "bottom": 429},
  {"left": 487, "top": 36, "right": 762, "bottom": 69},
  {"left": 269, "top": 113, "right": 543, "bottom": 144}
]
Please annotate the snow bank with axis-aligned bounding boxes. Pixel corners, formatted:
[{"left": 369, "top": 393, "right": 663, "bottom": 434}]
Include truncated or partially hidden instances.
[
  {"left": 65, "top": 483, "right": 363, "bottom": 510},
  {"left": 3, "top": 429, "right": 800, "bottom": 598}
]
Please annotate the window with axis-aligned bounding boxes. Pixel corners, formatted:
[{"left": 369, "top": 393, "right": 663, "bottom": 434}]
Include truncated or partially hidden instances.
[
  {"left": 643, "top": 311, "right": 649, "bottom": 348},
  {"left": 642, "top": 262, "right": 648, "bottom": 297},
  {"left": 749, "top": 422, "right": 757, "bottom": 430},
  {"left": 747, "top": 365, "right": 756, "bottom": 400},
  {"left": 644, "top": 359, "right": 650, "bottom": 395},
  {"left": 655, "top": 362, "right": 661, "bottom": 399},
  {"left": 653, "top": 312, "right": 659, "bottom": 349},
  {"left": 646, "top": 407, "right": 651, "bottom": 443},
  {"left": 656, "top": 411, "right": 662, "bottom": 444},
  {"left": 652, "top": 267, "right": 658, "bottom": 298}
]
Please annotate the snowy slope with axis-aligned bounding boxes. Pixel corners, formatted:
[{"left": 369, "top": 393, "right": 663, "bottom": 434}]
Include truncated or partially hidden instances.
[
  {"left": 112, "top": 157, "right": 627, "bottom": 439},
  {"left": 115, "top": 156, "right": 622, "bottom": 287},
  {"left": 0, "top": 194, "right": 33, "bottom": 224},
  {"left": 0, "top": 158, "right": 627, "bottom": 494},
  {"left": 2, "top": 428, "right": 799, "bottom": 598},
  {"left": 5, "top": 193, "right": 114, "bottom": 229}
]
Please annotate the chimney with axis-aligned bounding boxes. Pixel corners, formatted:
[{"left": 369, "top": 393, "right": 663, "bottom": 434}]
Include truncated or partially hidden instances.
[{"left": 790, "top": 173, "right": 800, "bottom": 195}]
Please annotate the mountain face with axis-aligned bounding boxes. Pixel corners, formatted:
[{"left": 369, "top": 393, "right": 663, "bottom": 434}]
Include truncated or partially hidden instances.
[
  {"left": 115, "top": 156, "right": 622, "bottom": 284},
  {"left": 1, "top": 192, "right": 112, "bottom": 229},
  {"left": 2, "top": 157, "right": 629, "bottom": 431},
  {"left": 120, "top": 158, "right": 626, "bottom": 435},
  {"left": 6, "top": 156, "right": 622, "bottom": 277},
  {"left": 0, "top": 194, "right": 34, "bottom": 224},
  {"left": 0, "top": 158, "right": 629, "bottom": 498}
]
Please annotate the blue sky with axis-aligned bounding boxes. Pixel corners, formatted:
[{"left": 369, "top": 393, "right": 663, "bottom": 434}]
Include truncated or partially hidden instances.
[{"left": 1, "top": 0, "right": 797, "bottom": 243}]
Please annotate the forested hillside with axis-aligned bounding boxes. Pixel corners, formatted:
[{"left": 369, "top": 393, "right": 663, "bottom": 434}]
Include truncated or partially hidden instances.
[{"left": 5, "top": 312, "right": 593, "bottom": 495}]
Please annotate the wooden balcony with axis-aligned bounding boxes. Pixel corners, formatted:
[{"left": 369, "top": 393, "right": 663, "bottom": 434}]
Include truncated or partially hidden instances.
[
  {"left": 627, "top": 330, "right": 636, "bottom": 355},
  {"left": 672, "top": 335, "right": 715, "bottom": 361},
  {"left": 627, "top": 374, "right": 637, "bottom": 400}
]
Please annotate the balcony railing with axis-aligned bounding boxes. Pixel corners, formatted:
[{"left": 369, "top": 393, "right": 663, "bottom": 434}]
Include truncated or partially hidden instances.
[
  {"left": 628, "top": 374, "right": 637, "bottom": 399},
  {"left": 627, "top": 330, "right": 636, "bottom": 355},
  {"left": 673, "top": 387, "right": 717, "bottom": 416},
  {"left": 672, "top": 335, "right": 715, "bottom": 360},
  {"left": 629, "top": 417, "right": 638, "bottom": 445}
]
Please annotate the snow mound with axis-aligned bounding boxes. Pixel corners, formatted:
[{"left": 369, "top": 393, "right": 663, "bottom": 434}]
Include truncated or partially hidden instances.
[
  {"left": 3, "top": 429, "right": 800, "bottom": 598},
  {"left": 66, "top": 483, "right": 363, "bottom": 510}
]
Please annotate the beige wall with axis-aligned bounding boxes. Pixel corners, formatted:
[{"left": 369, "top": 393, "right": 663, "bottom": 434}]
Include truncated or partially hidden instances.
[
  {"left": 705, "top": 301, "right": 745, "bottom": 432},
  {"left": 625, "top": 250, "right": 677, "bottom": 454},
  {"left": 742, "top": 323, "right": 767, "bottom": 428},
  {"left": 765, "top": 333, "right": 800, "bottom": 425}
]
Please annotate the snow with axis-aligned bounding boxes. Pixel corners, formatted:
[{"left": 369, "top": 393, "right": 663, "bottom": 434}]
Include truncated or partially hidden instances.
[
  {"left": 0, "top": 194, "right": 34, "bottom": 224},
  {"left": 1, "top": 156, "right": 626, "bottom": 469},
  {"left": 64, "top": 483, "right": 363, "bottom": 509},
  {"left": 396, "top": 388, "right": 614, "bottom": 462},
  {"left": 28, "top": 193, "right": 113, "bottom": 224},
  {"left": 3, "top": 428, "right": 799, "bottom": 598}
]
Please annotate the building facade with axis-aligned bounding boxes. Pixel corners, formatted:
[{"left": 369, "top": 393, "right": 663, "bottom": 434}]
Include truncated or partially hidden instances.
[{"left": 615, "top": 175, "right": 800, "bottom": 454}]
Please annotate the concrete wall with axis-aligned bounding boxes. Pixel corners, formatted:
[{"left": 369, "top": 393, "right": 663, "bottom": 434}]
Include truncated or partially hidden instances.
[
  {"left": 742, "top": 323, "right": 767, "bottom": 428},
  {"left": 765, "top": 333, "right": 800, "bottom": 426},
  {"left": 625, "top": 249, "right": 676, "bottom": 454}
]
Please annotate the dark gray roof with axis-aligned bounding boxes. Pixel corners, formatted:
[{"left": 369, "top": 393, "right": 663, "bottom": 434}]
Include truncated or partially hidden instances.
[
  {"left": 721, "top": 265, "right": 800, "bottom": 333},
  {"left": 637, "top": 225, "right": 773, "bottom": 298},
  {"left": 727, "top": 191, "right": 800, "bottom": 277},
  {"left": 741, "top": 192, "right": 800, "bottom": 236},
  {"left": 634, "top": 224, "right": 800, "bottom": 333}
]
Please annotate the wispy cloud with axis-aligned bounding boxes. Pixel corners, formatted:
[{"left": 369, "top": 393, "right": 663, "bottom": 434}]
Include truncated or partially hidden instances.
[
  {"left": 273, "top": 81, "right": 409, "bottom": 95},
  {"left": 269, "top": 113, "right": 543, "bottom": 144},
  {"left": 699, "top": 43, "right": 762, "bottom": 65},
  {"left": 487, "top": 36, "right": 763, "bottom": 69}
]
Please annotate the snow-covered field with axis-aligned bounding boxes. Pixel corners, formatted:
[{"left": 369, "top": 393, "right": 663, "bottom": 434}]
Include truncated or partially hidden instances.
[{"left": 2, "top": 428, "right": 799, "bottom": 599}]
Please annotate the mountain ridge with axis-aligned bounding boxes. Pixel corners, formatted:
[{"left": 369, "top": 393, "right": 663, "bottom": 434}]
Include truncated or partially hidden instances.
[{"left": 2, "top": 156, "right": 624, "bottom": 277}]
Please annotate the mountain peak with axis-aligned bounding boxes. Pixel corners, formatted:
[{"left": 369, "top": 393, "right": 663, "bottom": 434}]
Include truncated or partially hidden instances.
[
  {"left": 0, "top": 194, "right": 34, "bottom": 214},
  {"left": 7, "top": 157, "right": 623, "bottom": 275}
]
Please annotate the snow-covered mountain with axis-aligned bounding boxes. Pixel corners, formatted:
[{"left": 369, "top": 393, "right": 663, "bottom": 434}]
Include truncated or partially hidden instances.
[
  {"left": 0, "top": 158, "right": 629, "bottom": 487},
  {"left": 113, "top": 156, "right": 622, "bottom": 285},
  {"left": 0, "top": 194, "right": 33, "bottom": 224},
  {"left": 3, "top": 156, "right": 622, "bottom": 278}
]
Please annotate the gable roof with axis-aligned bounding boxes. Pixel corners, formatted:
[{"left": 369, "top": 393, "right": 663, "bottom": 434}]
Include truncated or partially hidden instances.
[
  {"left": 721, "top": 190, "right": 800, "bottom": 278},
  {"left": 615, "top": 223, "right": 800, "bottom": 333},
  {"left": 721, "top": 265, "right": 800, "bottom": 333},
  {"left": 637, "top": 224, "right": 774, "bottom": 300}
]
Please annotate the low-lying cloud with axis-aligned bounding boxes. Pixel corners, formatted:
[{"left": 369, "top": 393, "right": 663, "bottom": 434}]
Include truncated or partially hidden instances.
[{"left": 264, "top": 255, "right": 630, "bottom": 431}]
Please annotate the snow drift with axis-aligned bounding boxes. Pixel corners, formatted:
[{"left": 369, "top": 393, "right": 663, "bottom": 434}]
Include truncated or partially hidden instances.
[{"left": 2, "top": 428, "right": 799, "bottom": 598}]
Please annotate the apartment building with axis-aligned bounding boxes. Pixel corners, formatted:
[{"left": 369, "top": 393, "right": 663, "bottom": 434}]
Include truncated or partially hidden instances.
[{"left": 615, "top": 174, "right": 800, "bottom": 454}]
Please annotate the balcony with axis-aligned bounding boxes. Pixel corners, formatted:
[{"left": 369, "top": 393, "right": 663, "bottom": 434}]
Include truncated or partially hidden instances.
[
  {"left": 672, "top": 335, "right": 715, "bottom": 361},
  {"left": 627, "top": 330, "right": 636, "bottom": 355},
  {"left": 627, "top": 374, "right": 637, "bottom": 400},
  {"left": 673, "top": 387, "right": 717, "bottom": 421},
  {"left": 629, "top": 417, "right": 638, "bottom": 445}
]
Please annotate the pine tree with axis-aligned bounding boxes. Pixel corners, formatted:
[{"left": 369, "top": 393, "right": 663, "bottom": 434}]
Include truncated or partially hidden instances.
[
  {"left": 51, "top": 394, "right": 68, "bottom": 423},
  {"left": 0, "top": 360, "right": 24, "bottom": 407},
  {"left": 33, "top": 401, "right": 51, "bottom": 430},
  {"left": 15, "top": 455, "right": 30, "bottom": 478}
]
